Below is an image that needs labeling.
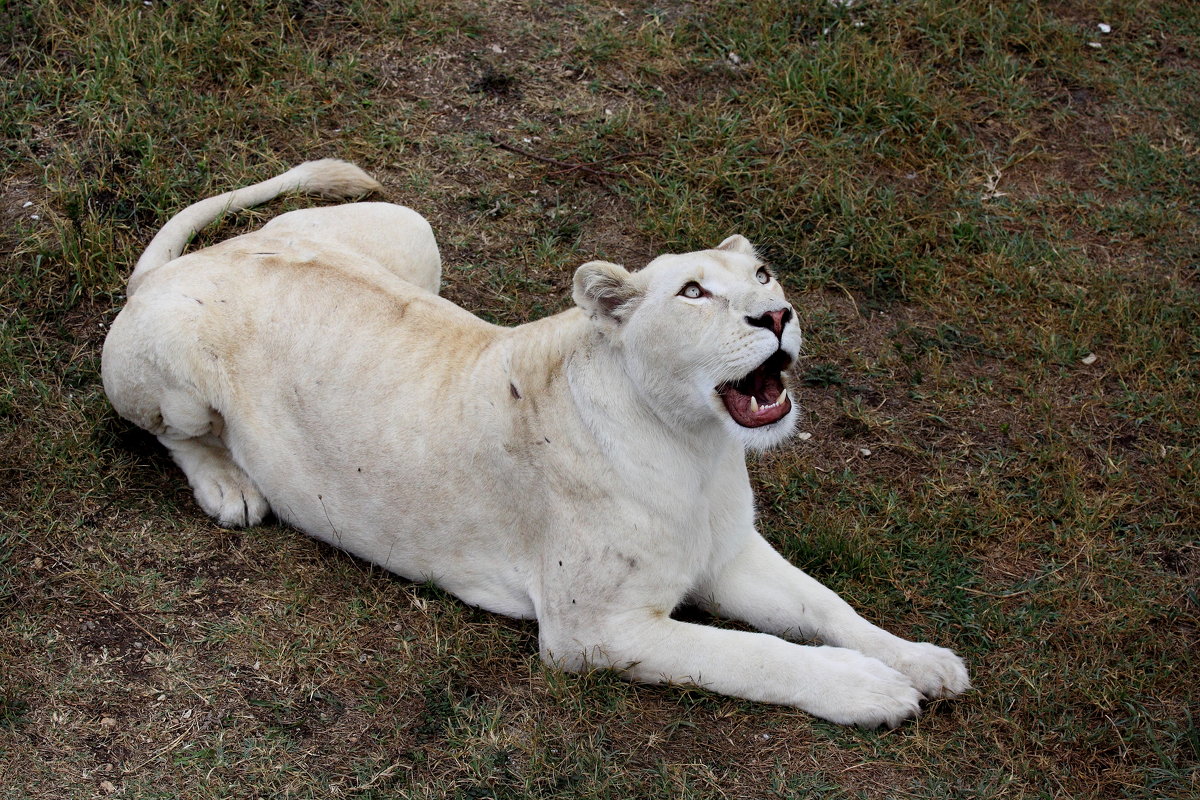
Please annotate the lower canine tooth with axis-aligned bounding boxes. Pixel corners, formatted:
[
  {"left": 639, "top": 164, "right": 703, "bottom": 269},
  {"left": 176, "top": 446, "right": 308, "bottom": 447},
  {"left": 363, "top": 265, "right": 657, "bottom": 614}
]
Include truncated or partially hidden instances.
[{"left": 750, "top": 396, "right": 759, "bottom": 413}]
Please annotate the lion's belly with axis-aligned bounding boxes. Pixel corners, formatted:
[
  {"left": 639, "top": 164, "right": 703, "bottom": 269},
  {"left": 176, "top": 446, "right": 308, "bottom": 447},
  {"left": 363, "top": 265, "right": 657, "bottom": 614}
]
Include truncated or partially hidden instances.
[
  {"left": 218, "top": 350, "right": 545, "bottom": 620},
  {"left": 254, "top": 462, "right": 541, "bottom": 619}
]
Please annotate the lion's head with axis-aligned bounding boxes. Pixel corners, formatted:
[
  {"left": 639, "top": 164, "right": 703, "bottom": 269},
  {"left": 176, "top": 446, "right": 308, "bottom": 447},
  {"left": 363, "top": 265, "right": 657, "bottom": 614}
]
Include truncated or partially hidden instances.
[{"left": 573, "top": 235, "right": 801, "bottom": 450}]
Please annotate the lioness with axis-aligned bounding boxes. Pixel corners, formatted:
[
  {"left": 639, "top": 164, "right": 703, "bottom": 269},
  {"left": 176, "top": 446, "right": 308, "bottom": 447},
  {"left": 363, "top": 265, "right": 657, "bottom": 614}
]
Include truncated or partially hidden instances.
[{"left": 102, "top": 160, "right": 969, "bottom": 727}]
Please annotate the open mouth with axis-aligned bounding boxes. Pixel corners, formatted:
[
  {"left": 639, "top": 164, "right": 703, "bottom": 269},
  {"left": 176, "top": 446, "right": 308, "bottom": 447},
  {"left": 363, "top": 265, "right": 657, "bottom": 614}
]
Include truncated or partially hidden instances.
[{"left": 717, "top": 350, "right": 793, "bottom": 428}]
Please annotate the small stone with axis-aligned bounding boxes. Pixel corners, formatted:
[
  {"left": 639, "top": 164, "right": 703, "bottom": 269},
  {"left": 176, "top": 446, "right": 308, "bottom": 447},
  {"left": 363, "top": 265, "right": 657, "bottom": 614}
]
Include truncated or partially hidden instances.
[
  {"left": 100, "top": 780, "right": 117, "bottom": 794},
  {"left": 1081, "top": 353, "right": 1098, "bottom": 365},
  {"left": 100, "top": 716, "right": 117, "bottom": 728},
  {"left": 1098, "top": 23, "right": 1111, "bottom": 34},
  {"left": 727, "top": 51, "right": 742, "bottom": 65},
  {"left": 1087, "top": 41, "right": 1102, "bottom": 49},
  {"left": 858, "top": 447, "right": 872, "bottom": 457},
  {"left": 22, "top": 201, "right": 32, "bottom": 208},
  {"left": 797, "top": 432, "right": 813, "bottom": 441}
]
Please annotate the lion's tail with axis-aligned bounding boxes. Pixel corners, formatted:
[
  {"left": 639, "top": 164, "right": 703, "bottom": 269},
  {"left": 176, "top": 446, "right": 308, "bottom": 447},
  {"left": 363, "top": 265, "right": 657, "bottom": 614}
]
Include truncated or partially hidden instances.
[{"left": 127, "top": 159, "right": 382, "bottom": 295}]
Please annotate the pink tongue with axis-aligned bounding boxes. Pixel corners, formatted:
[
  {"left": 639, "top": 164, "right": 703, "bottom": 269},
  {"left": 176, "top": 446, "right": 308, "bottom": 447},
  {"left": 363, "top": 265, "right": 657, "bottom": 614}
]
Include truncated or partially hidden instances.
[{"left": 721, "top": 388, "right": 791, "bottom": 428}]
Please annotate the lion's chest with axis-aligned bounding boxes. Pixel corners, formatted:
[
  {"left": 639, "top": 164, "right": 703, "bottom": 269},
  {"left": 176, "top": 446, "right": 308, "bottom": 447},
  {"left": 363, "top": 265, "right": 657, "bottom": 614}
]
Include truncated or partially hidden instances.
[{"left": 532, "top": 444, "right": 756, "bottom": 614}]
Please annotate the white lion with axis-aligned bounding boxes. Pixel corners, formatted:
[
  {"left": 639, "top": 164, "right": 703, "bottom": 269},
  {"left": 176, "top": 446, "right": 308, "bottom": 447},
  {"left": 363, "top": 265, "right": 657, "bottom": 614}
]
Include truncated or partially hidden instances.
[{"left": 102, "top": 160, "right": 969, "bottom": 726}]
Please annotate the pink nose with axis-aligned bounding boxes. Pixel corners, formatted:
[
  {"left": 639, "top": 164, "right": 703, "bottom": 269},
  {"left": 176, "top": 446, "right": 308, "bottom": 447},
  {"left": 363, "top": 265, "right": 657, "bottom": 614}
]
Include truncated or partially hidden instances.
[{"left": 746, "top": 307, "right": 792, "bottom": 338}]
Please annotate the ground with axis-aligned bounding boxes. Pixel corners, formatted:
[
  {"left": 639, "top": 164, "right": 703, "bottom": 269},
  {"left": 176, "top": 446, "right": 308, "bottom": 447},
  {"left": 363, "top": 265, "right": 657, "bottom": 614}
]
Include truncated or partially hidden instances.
[{"left": 0, "top": 1, "right": 1197, "bottom": 798}]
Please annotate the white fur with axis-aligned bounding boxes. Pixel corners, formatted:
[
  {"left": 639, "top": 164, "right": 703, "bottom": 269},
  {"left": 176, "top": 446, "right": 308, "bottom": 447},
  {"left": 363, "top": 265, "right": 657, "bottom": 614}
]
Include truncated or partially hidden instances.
[{"left": 102, "top": 161, "right": 969, "bottom": 727}]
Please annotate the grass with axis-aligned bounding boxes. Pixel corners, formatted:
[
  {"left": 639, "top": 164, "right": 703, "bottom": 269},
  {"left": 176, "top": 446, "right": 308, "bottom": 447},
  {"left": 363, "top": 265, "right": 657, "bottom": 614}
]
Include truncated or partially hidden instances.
[{"left": 2, "top": 0, "right": 1198, "bottom": 797}]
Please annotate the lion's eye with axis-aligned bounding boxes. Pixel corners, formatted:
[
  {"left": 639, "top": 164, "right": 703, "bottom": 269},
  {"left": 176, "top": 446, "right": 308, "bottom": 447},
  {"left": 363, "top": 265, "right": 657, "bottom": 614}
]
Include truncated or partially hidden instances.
[
  {"left": 755, "top": 267, "right": 771, "bottom": 285},
  {"left": 679, "top": 282, "right": 706, "bottom": 299}
]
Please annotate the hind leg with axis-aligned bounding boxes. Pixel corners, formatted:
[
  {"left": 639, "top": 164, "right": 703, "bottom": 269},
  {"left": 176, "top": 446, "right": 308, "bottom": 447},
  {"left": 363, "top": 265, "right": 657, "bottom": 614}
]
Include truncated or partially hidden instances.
[
  {"left": 261, "top": 203, "right": 442, "bottom": 293},
  {"left": 155, "top": 392, "right": 267, "bottom": 528},
  {"left": 160, "top": 433, "right": 269, "bottom": 528},
  {"left": 104, "top": 298, "right": 270, "bottom": 528},
  {"left": 115, "top": 371, "right": 268, "bottom": 527}
]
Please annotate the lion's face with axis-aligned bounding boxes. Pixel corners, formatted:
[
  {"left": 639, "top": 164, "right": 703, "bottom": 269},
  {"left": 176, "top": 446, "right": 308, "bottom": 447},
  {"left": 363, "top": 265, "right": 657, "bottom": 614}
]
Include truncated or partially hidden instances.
[{"left": 573, "top": 236, "right": 801, "bottom": 450}]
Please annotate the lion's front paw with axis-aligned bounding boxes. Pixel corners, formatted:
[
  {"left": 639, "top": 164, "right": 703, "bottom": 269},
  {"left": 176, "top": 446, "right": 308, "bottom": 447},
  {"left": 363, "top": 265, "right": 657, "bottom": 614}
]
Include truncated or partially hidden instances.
[
  {"left": 803, "top": 647, "right": 923, "bottom": 728},
  {"left": 878, "top": 640, "right": 971, "bottom": 700}
]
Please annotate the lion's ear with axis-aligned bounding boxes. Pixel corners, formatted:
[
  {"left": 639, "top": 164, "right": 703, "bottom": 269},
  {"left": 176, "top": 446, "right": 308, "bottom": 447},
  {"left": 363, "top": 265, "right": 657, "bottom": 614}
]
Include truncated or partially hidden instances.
[
  {"left": 715, "top": 234, "right": 757, "bottom": 256},
  {"left": 573, "top": 261, "right": 639, "bottom": 322}
]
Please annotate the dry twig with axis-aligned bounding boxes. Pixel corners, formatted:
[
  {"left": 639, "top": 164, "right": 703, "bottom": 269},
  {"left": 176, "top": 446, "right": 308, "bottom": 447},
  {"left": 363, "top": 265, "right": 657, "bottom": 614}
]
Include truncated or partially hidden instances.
[{"left": 489, "top": 136, "right": 647, "bottom": 185}]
